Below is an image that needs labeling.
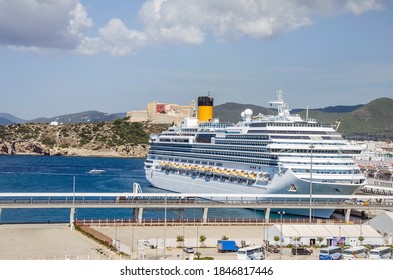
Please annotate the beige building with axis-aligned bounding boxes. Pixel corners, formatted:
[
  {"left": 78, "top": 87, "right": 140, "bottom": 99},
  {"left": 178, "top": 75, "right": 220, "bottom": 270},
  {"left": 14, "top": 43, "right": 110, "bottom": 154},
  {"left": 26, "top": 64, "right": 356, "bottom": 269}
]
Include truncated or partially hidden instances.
[{"left": 127, "top": 100, "right": 196, "bottom": 124}]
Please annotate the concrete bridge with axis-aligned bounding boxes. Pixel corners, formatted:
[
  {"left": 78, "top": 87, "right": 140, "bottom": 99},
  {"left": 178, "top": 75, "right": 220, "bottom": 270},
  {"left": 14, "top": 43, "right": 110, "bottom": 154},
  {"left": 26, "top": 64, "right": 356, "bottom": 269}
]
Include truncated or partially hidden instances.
[{"left": 1, "top": 192, "right": 393, "bottom": 228}]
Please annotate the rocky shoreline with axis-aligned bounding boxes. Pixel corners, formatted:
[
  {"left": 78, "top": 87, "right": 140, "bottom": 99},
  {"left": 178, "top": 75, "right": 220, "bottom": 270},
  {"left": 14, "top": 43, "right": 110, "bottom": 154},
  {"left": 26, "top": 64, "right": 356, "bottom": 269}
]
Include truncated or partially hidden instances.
[
  {"left": 0, "top": 141, "right": 149, "bottom": 158},
  {"left": 0, "top": 119, "right": 169, "bottom": 158}
]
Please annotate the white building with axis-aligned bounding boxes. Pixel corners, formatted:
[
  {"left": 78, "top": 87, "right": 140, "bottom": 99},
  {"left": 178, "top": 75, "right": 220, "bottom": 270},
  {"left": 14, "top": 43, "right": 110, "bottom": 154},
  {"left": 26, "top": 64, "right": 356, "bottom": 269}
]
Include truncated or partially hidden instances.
[
  {"left": 367, "top": 211, "right": 393, "bottom": 244},
  {"left": 266, "top": 224, "right": 383, "bottom": 247}
]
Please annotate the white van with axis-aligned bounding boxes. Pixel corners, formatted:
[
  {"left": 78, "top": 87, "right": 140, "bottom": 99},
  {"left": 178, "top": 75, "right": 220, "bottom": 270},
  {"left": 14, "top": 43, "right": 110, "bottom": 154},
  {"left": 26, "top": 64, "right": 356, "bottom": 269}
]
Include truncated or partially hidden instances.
[
  {"left": 319, "top": 246, "right": 343, "bottom": 260},
  {"left": 237, "top": 246, "right": 265, "bottom": 260},
  {"left": 369, "top": 247, "right": 392, "bottom": 259},
  {"left": 342, "top": 246, "right": 368, "bottom": 260}
]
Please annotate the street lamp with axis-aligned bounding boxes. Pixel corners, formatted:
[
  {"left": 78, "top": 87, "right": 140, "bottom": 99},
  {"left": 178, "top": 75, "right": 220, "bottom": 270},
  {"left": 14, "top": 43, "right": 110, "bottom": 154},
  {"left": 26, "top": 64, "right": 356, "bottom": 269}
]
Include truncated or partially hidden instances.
[
  {"left": 278, "top": 211, "right": 285, "bottom": 260},
  {"left": 164, "top": 193, "right": 167, "bottom": 258},
  {"left": 309, "top": 144, "right": 315, "bottom": 224},
  {"left": 115, "top": 219, "right": 120, "bottom": 251}
]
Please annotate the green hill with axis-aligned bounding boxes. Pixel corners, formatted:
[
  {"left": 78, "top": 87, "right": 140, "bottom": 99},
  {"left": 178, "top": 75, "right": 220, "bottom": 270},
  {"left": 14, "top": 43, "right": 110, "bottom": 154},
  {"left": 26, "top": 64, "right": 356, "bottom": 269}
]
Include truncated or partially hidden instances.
[
  {"left": 214, "top": 98, "right": 393, "bottom": 140},
  {"left": 337, "top": 98, "right": 393, "bottom": 139},
  {"left": 214, "top": 102, "right": 274, "bottom": 124}
]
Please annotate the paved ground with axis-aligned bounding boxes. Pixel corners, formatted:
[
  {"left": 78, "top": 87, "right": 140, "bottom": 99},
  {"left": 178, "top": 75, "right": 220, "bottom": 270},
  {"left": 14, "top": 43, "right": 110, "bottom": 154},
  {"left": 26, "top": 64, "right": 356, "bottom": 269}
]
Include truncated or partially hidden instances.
[
  {"left": 0, "top": 223, "right": 318, "bottom": 260},
  {"left": 93, "top": 224, "right": 318, "bottom": 260},
  {"left": 0, "top": 223, "right": 117, "bottom": 260}
]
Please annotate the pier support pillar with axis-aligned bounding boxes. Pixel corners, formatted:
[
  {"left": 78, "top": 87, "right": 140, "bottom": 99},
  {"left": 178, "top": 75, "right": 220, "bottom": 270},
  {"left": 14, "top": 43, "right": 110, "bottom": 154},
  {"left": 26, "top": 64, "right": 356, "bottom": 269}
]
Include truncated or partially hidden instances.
[
  {"left": 0, "top": 208, "right": 2, "bottom": 223},
  {"left": 70, "top": 207, "right": 75, "bottom": 230},
  {"left": 202, "top": 208, "right": 208, "bottom": 223},
  {"left": 138, "top": 208, "right": 144, "bottom": 224},
  {"left": 264, "top": 208, "right": 271, "bottom": 223},
  {"left": 345, "top": 209, "right": 351, "bottom": 223}
]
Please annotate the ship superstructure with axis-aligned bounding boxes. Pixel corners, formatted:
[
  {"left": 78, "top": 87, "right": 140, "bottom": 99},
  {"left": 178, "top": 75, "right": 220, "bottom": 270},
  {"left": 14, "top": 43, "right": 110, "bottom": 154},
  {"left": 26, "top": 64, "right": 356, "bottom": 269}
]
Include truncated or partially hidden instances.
[{"left": 144, "top": 90, "right": 366, "bottom": 218}]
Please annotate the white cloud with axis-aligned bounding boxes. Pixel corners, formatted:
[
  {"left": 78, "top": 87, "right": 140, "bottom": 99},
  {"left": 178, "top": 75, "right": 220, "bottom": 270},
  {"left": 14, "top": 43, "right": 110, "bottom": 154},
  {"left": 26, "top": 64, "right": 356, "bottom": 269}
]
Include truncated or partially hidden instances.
[
  {"left": 345, "top": 0, "right": 384, "bottom": 15},
  {"left": 0, "top": 0, "right": 92, "bottom": 49},
  {"left": 0, "top": 0, "right": 385, "bottom": 55},
  {"left": 137, "top": 0, "right": 384, "bottom": 43},
  {"left": 68, "top": 2, "right": 93, "bottom": 36},
  {"left": 77, "top": 19, "right": 147, "bottom": 56}
]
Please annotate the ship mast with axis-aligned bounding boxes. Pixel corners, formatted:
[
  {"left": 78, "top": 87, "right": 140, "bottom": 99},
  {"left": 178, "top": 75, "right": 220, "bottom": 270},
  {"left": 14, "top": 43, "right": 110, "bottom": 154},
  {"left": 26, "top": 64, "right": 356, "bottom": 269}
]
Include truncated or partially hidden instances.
[{"left": 269, "top": 88, "right": 291, "bottom": 117}]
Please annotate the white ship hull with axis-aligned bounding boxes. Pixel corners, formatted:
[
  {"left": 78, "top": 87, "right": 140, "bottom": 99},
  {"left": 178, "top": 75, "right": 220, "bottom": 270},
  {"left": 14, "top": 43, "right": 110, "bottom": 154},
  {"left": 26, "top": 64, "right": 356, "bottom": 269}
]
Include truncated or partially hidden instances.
[{"left": 145, "top": 167, "right": 362, "bottom": 218}]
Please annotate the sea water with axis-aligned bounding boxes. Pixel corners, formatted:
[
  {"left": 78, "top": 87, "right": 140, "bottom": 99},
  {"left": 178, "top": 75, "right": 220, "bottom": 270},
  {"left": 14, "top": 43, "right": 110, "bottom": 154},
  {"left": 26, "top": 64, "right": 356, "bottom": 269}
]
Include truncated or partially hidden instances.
[{"left": 0, "top": 155, "right": 282, "bottom": 223}]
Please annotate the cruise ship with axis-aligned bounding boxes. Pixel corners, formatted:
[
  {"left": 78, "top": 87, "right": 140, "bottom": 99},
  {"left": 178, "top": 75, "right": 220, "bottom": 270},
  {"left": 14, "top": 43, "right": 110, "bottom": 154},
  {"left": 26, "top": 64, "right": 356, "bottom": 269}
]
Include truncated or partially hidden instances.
[{"left": 144, "top": 90, "right": 367, "bottom": 218}]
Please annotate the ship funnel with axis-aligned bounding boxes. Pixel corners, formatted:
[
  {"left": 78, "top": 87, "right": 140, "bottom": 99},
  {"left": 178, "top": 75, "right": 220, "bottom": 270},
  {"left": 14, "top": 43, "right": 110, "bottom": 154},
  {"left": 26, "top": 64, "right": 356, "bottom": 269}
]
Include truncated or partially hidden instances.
[{"left": 197, "top": 96, "right": 214, "bottom": 122}]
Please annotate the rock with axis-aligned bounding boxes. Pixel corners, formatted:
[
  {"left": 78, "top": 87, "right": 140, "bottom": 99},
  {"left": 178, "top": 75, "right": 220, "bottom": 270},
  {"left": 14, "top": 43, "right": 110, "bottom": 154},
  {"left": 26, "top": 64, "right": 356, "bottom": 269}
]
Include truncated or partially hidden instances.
[{"left": 1, "top": 143, "right": 9, "bottom": 154}]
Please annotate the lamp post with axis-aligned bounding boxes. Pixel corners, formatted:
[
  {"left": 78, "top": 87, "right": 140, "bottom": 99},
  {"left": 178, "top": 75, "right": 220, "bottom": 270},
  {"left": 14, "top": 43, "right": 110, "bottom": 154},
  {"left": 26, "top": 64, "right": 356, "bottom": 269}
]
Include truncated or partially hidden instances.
[
  {"left": 164, "top": 193, "right": 167, "bottom": 258},
  {"left": 131, "top": 226, "right": 134, "bottom": 260},
  {"left": 115, "top": 218, "right": 120, "bottom": 251},
  {"left": 309, "top": 144, "right": 315, "bottom": 224},
  {"left": 278, "top": 211, "right": 285, "bottom": 260},
  {"left": 71, "top": 176, "right": 76, "bottom": 231}
]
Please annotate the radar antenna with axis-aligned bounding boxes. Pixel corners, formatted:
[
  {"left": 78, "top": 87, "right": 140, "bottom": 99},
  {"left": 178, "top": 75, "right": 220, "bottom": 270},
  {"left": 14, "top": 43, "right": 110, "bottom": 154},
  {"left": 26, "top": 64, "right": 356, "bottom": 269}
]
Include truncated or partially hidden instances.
[{"left": 269, "top": 88, "right": 291, "bottom": 116}]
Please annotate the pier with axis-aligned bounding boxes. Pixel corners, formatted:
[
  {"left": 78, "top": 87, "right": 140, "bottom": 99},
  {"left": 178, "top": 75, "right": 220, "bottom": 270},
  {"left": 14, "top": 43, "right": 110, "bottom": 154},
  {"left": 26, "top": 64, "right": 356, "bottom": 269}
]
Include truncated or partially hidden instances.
[{"left": 1, "top": 192, "right": 393, "bottom": 227}]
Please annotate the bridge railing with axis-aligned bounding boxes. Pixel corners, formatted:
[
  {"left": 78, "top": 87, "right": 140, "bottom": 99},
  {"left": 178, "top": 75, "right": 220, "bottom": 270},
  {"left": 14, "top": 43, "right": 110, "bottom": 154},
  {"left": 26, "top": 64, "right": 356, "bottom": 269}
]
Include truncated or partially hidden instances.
[{"left": 75, "top": 217, "right": 363, "bottom": 227}]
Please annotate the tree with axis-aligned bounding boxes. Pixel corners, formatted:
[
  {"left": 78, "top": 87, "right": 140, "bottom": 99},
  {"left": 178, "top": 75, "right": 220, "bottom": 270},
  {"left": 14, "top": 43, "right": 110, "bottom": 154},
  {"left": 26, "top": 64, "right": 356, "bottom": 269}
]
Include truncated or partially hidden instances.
[
  {"left": 221, "top": 235, "right": 229, "bottom": 240},
  {"left": 199, "top": 235, "right": 206, "bottom": 247},
  {"left": 176, "top": 235, "right": 185, "bottom": 247},
  {"left": 358, "top": 235, "right": 365, "bottom": 245},
  {"left": 274, "top": 235, "right": 280, "bottom": 245},
  {"left": 317, "top": 237, "right": 324, "bottom": 246}
]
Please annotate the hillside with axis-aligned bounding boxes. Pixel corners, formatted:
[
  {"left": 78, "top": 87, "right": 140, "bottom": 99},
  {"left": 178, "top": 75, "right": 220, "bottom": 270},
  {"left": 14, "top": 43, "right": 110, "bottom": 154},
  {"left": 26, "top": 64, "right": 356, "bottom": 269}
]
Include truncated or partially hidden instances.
[
  {"left": 30, "top": 110, "right": 126, "bottom": 124},
  {"left": 214, "top": 98, "right": 393, "bottom": 140},
  {"left": 337, "top": 98, "right": 393, "bottom": 140},
  {"left": 0, "top": 111, "right": 126, "bottom": 125},
  {"left": 214, "top": 102, "right": 273, "bottom": 123},
  {"left": 0, "top": 118, "right": 169, "bottom": 157},
  {"left": 0, "top": 113, "right": 25, "bottom": 124},
  {"left": 0, "top": 116, "right": 14, "bottom": 126}
]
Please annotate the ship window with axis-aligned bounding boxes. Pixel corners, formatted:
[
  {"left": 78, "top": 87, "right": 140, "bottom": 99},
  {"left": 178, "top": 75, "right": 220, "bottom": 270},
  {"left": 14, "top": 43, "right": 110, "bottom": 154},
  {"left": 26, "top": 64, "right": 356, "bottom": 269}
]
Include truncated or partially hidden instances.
[{"left": 196, "top": 133, "right": 215, "bottom": 143}]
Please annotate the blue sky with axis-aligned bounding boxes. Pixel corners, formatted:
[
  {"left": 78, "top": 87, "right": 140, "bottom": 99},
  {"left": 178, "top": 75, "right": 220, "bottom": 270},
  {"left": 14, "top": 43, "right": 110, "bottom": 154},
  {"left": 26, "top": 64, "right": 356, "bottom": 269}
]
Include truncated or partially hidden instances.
[{"left": 0, "top": 0, "right": 392, "bottom": 120}]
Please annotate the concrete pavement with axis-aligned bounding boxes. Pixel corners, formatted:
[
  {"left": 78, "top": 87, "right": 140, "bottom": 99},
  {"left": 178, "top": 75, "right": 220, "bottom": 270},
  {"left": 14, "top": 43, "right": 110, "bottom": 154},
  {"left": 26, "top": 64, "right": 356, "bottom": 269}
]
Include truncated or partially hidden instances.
[{"left": 0, "top": 223, "right": 319, "bottom": 260}]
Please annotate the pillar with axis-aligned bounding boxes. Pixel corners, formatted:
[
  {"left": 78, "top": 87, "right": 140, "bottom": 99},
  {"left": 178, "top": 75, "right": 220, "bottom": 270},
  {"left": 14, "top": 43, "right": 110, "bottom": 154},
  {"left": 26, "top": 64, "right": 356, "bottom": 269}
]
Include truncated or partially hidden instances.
[
  {"left": 138, "top": 208, "right": 144, "bottom": 224},
  {"left": 202, "top": 207, "right": 208, "bottom": 223},
  {"left": 264, "top": 208, "right": 271, "bottom": 223},
  {"left": 344, "top": 209, "right": 351, "bottom": 223},
  {"left": 70, "top": 207, "right": 75, "bottom": 230}
]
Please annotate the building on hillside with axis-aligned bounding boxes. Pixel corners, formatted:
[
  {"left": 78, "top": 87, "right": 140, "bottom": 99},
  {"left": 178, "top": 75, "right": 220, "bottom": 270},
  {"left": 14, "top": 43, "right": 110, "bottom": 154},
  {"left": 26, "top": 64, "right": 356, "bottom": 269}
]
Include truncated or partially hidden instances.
[{"left": 127, "top": 100, "right": 196, "bottom": 125}]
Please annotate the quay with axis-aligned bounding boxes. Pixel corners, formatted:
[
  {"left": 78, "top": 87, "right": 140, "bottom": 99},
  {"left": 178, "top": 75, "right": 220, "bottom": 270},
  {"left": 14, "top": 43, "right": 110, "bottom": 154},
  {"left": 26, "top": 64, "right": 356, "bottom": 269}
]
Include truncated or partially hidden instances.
[{"left": 1, "top": 192, "right": 393, "bottom": 226}]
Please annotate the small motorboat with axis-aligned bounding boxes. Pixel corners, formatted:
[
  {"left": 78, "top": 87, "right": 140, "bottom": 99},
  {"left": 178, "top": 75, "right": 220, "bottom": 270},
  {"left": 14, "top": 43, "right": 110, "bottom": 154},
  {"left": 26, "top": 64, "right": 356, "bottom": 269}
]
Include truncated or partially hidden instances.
[{"left": 88, "top": 168, "right": 106, "bottom": 174}]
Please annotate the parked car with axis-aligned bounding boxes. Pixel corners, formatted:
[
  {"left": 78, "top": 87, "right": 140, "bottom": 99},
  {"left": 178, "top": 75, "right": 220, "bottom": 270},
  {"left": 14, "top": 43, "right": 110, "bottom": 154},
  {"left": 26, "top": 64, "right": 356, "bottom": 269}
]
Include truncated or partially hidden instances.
[
  {"left": 268, "top": 245, "right": 280, "bottom": 253},
  {"left": 292, "top": 247, "right": 313, "bottom": 255},
  {"left": 183, "top": 247, "right": 194, "bottom": 254}
]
